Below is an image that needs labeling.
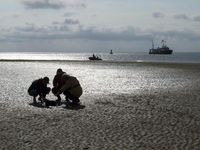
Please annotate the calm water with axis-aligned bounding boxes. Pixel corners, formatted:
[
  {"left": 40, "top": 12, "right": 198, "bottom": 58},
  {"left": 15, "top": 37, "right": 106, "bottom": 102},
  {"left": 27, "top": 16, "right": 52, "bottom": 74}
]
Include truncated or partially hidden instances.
[{"left": 0, "top": 52, "right": 200, "bottom": 63}]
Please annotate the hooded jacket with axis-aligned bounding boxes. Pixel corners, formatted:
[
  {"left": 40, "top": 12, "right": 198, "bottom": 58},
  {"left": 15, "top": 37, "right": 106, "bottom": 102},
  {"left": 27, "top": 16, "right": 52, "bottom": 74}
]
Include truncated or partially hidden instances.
[
  {"left": 28, "top": 78, "right": 48, "bottom": 94},
  {"left": 53, "top": 71, "right": 65, "bottom": 88},
  {"left": 60, "top": 74, "right": 82, "bottom": 98}
]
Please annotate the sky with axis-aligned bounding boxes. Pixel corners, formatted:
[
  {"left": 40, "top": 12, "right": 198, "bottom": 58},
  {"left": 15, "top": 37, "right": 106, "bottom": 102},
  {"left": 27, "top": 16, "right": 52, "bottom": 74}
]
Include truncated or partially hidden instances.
[{"left": 0, "top": 0, "right": 200, "bottom": 52}]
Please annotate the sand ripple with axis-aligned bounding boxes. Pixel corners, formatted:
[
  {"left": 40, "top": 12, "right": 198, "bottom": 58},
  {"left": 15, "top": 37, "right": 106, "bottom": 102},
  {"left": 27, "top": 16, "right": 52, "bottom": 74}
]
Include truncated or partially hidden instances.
[{"left": 0, "top": 62, "right": 200, "bottom": 149}]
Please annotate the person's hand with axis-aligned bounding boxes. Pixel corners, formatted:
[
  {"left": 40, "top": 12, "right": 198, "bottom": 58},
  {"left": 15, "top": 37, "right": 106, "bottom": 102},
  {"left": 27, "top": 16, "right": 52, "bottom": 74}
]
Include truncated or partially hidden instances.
[
  {"left": 55, "top": 92, "right": 59, "bottom": 96},
  {"left": 55, "top": 90, "right": 62, "bottom": 96}
]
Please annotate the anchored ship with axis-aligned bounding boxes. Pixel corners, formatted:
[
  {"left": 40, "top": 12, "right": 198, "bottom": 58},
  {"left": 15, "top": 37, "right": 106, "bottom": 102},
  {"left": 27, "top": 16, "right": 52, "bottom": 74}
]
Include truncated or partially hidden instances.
[{"left": 149, "top": 40, "right": 173, "bottom": 54}]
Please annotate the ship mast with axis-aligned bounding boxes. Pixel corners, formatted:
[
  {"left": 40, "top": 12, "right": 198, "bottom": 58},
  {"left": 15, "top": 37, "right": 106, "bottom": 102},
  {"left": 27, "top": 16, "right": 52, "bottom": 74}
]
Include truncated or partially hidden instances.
[
  {"left": 161, "top": 40, "right": 166, "bottom": 47},
  {"left": 152, "top": 40, "right": 154, "bottom": 49}
]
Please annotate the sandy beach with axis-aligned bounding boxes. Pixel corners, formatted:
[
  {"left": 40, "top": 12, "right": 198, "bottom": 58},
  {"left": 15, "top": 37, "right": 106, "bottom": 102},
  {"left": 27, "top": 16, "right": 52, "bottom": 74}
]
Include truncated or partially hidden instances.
[{"left": 0, "top": 61, "right": 200, "bottom": 150}]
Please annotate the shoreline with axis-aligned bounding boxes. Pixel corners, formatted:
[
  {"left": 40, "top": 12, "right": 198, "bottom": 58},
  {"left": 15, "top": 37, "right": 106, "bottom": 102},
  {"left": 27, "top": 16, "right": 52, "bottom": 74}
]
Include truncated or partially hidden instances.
[{"left": 0, "top": 59, "right": 200, "bottom": 65}]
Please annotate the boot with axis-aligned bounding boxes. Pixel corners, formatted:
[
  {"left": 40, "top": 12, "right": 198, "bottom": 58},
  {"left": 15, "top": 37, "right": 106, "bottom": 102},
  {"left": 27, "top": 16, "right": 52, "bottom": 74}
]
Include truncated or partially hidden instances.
[
  {"left": 33, "top": 97, "right": 37, "bottom": 104},
  {"left": 56, "top": 95, "right": 61, "bottom": 106},
  {"left": 57, "top": 95, "right": 61, "bottom": 101},
  {"left": 56, "top": 100, "right": 61, "bottom": 106},
  {"left": 71, "top": 99, "right": 80, "bottom": 106},
  {"left": 38, "top": 96, "right": 45, "bottom": 104},
  {"left": 65, "top": 97, "right": 71, "bottom": 107}
]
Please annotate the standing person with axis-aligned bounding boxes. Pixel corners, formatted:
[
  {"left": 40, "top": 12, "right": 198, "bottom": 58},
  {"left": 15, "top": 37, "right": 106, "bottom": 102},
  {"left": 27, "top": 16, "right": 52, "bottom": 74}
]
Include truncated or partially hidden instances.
[
  {"left": 55, "top": 73, "right": 83, "bottom": 106},
  {"left": 28, "top": 77, "right": 50, "bottom": 104},
  {"left": 52, "top": 68, "right": 65, "bottom": 104}
]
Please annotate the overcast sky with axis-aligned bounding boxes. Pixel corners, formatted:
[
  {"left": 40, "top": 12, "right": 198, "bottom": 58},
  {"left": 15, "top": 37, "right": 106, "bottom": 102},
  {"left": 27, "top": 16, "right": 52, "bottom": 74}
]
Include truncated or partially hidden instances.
[{"left": 0, "top": 0, "right": 200, "bottom": 52}]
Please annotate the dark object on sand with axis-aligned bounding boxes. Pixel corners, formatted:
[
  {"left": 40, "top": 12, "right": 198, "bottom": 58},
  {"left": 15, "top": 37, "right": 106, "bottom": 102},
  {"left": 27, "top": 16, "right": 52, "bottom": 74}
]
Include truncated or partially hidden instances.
[
  {"left": 44, "top": 99, "right": 85, "bottom": 109},
  {"left": 89, "top": 54, "right": 102, "bottom": 60},
  {"left": 45, "top": 99, "right": 58, "bottom": 107},
  {"left": 65, "top": 102, "right": 85, "bottom": 109},
  {"left": 149, "top": 40, "right": 173, "bottom": 54},
  {"left": 30, "top": 100, "right": 85, "bottom": 109}
]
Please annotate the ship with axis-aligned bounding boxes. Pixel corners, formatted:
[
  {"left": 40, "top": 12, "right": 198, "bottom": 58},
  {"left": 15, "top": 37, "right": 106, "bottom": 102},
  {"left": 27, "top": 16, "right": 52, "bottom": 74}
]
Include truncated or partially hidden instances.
[{"left": 149, "top": 40, "right": 173, "bottom": 54}]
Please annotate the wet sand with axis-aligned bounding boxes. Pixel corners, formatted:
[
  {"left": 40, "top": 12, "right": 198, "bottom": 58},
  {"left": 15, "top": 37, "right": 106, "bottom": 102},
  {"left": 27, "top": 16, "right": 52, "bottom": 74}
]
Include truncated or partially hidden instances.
[{"left": 0, "top": 61, "right": 200, "bottom": 150}]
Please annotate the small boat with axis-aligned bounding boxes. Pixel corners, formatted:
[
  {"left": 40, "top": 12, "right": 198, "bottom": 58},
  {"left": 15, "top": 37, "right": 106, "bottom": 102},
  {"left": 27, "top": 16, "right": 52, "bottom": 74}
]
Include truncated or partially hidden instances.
[
  {"left": 88, "top": 54, "right": 102, "bottom": 60},
  {"left": 149, "top": 40, "right": 173, "bottom": 54}
]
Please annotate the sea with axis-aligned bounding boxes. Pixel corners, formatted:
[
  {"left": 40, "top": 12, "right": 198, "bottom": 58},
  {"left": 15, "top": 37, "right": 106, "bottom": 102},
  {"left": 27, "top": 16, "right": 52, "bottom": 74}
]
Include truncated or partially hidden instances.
[{"left": 0, "top": 52, "right": 200, "bottom": 63}]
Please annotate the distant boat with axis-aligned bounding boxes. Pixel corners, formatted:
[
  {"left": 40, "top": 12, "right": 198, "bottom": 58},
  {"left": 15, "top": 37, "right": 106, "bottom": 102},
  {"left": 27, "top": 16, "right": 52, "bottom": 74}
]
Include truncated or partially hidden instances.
[
  {"left": 149, "top": 40, "right": 173, "bottom": 54},
  {"left": 89, "top": 54, "right": 102, "bottom": 61},
  {"left": 110, "top": 49, "right": 113, "bottom": 54}
]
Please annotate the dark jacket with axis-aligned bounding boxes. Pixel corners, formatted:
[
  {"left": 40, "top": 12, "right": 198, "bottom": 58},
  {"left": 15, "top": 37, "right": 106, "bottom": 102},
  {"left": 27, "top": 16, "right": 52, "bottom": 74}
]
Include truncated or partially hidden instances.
[
  {"left": 28, "top": 78, "right": 48, "bottom": 94},
  {"left": 53, "top": 72, "right": 65, "bottom": 88}
]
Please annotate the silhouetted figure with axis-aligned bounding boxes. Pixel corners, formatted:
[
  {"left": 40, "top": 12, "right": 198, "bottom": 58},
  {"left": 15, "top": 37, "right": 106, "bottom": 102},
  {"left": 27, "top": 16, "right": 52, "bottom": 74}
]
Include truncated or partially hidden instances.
[
  {"left": 28, "top": 77, "right": 50, "bottom": 104},
  {"left": 52, "top": 68, "right": 65, "bottom": 104},
  {"left": 55, "top": 73, "right": 83, "bottom": 106}
]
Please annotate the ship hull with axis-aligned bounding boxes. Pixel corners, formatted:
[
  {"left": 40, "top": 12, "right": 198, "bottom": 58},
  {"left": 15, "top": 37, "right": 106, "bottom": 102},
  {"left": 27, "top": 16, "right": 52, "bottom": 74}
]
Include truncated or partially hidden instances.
[{"left": 149, "top": 49, "right": 173, "bottom": 54}]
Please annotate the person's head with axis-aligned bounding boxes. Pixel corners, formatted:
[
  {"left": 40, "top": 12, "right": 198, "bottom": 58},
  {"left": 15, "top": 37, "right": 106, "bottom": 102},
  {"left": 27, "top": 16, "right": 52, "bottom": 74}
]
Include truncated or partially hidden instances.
[
  {"left": 43, "top": 76, "right": 49, "bottom": 84},
  {"left": 61, "top": 73, "right": 70, "bottom": 81},
  {"left": 56, "top": 68, "right": 63, "bottom": 75}
]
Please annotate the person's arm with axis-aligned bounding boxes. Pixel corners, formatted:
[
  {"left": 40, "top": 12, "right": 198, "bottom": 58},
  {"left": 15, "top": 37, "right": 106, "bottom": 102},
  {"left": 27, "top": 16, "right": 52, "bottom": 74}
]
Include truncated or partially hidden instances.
[
  {"left": 60, "top": 80, "right": 71, "bottom": 92},
  {"left": 53, "top": 76, "right": 57, "bottom": 87},
  {"left": 55, "top": 80, "right": 70, "bottom": 96}
]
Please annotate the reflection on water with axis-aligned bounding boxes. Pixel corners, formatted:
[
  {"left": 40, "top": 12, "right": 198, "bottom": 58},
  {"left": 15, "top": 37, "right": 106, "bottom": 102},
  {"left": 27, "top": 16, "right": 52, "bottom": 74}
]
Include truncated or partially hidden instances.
[
  {"left": 0, "top": 52, "right": 88, "bottom": 61},
  {"left": 0, "top": 52, "right": 200, "bottom": 63},
  {"left": 0, "top": 61, "right": 197, "bottom": 107}
]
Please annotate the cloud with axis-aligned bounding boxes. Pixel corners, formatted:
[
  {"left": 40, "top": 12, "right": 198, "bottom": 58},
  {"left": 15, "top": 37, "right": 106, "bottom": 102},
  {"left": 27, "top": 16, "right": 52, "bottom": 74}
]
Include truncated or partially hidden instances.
[
  {"left": 64, "top": 19, "right": 79, "bottom": 25},
  {"left": 1, "top": 20, "right": 200, "bottom": 44},
  {"left": 15, "top": 23, "right": 48, "bottom": 33},
  {"left": 150, "top": 29, "right": 200, "bottom": 41},
  {"left": 193, "top": 16, "right": 200, "bottom": 22},
  {"left": 173, "top": 14, "right": 190, "bottom": 20},
  {"left": 22, "top": 0, "right": 86, "bottom": 9},
  {"left": 52, "top": 21, "right": 60, "bottom": 25},
  {"left": 1, "top": 23, "right": 200, "bottom": 52},
  {"left": 152, "top": 12, "right": 165, "bottom": 18},
  {"left": 63, "top": 12, "right": 76, "bottom": 17},
  {"left": 74, "top": 26, "right": 153, "bottom": 41},
  {"left": 50, "top": 18, "right": 80, "bottom": 31},
  {"left": 0, "top": 24, "right": 150, "bottom": 42},
  {"left": 153, "top": 12, "right": 200, "bottom": 23},
  {"left": 173, "top": 14, "right": 200, "bottom": 23},
  {"left": 22, "top": 0, "right": 65, "bottom": 9}
]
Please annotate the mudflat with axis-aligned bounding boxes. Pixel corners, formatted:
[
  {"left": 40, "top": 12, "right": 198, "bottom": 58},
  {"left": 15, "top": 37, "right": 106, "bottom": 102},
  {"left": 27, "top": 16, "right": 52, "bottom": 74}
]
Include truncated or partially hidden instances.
[{"left": 0, "top": 61, "right": 200, "bottom": 149}]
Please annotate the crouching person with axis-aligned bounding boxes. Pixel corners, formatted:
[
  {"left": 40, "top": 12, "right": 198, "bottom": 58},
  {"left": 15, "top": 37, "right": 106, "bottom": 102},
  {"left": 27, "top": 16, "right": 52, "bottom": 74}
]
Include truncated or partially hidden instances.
[
  {"left": 28, "top": 77, "right": 51, "bottom": 104},
  {"left": 56, "top": 73, "right": 82, "bottom": 106},
  {"left": 52, "top": 68, "right": 65, "bottom": 103}
]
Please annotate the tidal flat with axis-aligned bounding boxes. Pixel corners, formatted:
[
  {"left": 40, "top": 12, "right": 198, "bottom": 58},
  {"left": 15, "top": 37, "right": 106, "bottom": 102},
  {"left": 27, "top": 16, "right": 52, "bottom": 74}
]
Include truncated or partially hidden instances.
[{"left": 0, "top": 61, "right": 200, "bottom": 150}]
